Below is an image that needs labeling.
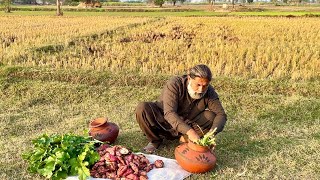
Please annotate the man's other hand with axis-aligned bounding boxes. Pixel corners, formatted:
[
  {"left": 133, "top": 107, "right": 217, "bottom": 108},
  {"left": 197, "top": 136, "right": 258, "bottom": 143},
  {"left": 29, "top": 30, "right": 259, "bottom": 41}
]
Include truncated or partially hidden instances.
[{"left": 186, "top": 129, "right": 200, "bottom": 143}]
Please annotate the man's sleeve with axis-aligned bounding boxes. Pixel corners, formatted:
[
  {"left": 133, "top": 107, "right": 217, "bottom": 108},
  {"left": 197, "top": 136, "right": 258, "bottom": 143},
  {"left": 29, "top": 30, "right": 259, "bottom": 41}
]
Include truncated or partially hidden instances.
[
  {"left": 162, "top": 78, "right": 192, "bottom": 134},
  {"left": 207, "top": 89, "right": 227, "bottom": 134}
]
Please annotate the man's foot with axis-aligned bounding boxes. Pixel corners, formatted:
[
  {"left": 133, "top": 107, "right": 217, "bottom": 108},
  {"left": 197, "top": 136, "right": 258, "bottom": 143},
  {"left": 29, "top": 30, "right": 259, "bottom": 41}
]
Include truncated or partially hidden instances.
[{"left": 142, "top": 142, "right": 160, "bottom": 154}]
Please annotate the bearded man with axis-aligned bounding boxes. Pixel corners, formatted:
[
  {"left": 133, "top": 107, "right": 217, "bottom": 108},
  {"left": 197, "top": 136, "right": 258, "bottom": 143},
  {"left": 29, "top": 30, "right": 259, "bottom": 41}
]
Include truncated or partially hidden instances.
[{"left": 135, "top": 64, "right": 227, "bottom": 153}]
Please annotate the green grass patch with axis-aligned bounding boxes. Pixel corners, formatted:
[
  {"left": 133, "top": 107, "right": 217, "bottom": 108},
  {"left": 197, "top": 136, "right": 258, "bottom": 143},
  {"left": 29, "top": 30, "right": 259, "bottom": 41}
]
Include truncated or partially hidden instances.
[
  {"left": 2, "top": 9, "right": 320, "bottom": 17},
  {"left": 230, "top": 10, "right": 320, "bottom": 16},
  {"left": 102, "top": 2, "right": 146, "bottom": 6},
  {"left": 0, "top": 10, "right": 223, "bottom": 17}
]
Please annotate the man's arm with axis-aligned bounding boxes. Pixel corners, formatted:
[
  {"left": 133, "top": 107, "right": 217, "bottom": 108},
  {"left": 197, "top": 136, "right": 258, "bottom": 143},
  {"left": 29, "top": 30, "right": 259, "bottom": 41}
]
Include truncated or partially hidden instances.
[
  {"left": 162, "top": 78, "right": 192, "bottom": 134},
  {"left": 207, "top": 89, "right": 227, "bottom": 134}
]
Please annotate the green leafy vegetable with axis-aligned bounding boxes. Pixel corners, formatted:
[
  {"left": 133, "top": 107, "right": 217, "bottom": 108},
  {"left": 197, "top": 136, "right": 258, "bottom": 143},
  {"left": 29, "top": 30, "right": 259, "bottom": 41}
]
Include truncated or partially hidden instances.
[
  {"left": 196, "top": 128, "right": 217, "bottom": 147},
  {"left": 22, "top": 133, "right": 100, "bottom": 180}
]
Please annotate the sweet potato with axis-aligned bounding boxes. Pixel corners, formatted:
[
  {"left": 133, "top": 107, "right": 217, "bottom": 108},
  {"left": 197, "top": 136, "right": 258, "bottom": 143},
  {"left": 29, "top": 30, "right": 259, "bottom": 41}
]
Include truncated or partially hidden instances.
[
  {"left": 106, "top": 147, "right": 116, "bottom": 156},
  {"left": 144, "top": 164, "right": 154, "bottom": 172},
  {"left": 126, "top": 173, "right": 139, "bottom": 180},
  {"left": 139, "top": 156, "right": 150, "bottom": 164},
  {"left": 138, "top": 171, "right": 147, "bottom": 176},
  {"left": 124, "top": 154, "right": 134, "bottom": 162},
  {"left": 122, "top": 167, "right": 134, "bottom": 177},
  {"left": 119, "top": 147, "right": 130, "bottom": 155},
  {"left": 139, "top": 175, "right": 148, "bottom": 180},
  {"left": 117, "top": 165, "right": 128, "bottom": 177},
  {"left": 97, "top": 166, "right": 108, "bottom": 174},
  {"left": 132, "top": 159, "right": 140, "bottom": 166},
  {"left": 106, "top": 161, "right": 117, "bottom": 171},
  {"left": 130, "top": 162, "right": 139, "bottom": 174},
  {"left": 105, "top": 153, "right": 118, "bottom": 162},
  {"left": 97, "top": 144, "right": 110, "bottom": 152},
  {"left": 94, "top": 161, "right": 104, "bottom": 167},
  {"left": 118, "top": 156, "right": 126, "bottom": 165},
  {"left": 91, "top": 144, "right": 165, "bottom": 179},
  {"left": 106, "top": 172, "right": 117, "bottom": 179},
  {"left": 154, "top": 160, "right": 164, "bottom": 168}
]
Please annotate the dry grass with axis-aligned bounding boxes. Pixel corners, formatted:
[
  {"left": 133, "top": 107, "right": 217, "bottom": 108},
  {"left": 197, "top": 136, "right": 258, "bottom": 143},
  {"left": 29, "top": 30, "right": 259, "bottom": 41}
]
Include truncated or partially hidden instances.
[
  {"left": 1, "top": 16, "right": 319, "bottom": 80},
  {"left": 0, "top": 16, "right": 151, "bottom": 65}
]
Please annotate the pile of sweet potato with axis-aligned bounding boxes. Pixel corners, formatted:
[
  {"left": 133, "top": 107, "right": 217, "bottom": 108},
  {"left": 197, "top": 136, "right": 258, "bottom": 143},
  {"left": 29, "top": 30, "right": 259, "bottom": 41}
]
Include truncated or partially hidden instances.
[{"left": 90, "top": 144, "right": 164, "bottom": 180}]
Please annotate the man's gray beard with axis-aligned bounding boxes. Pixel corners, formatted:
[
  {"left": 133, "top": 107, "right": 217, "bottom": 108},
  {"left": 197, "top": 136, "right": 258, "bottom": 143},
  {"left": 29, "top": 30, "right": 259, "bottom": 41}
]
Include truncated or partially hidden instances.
[{"left": 187, "top": 82, "right": 207, "bottom": 100}]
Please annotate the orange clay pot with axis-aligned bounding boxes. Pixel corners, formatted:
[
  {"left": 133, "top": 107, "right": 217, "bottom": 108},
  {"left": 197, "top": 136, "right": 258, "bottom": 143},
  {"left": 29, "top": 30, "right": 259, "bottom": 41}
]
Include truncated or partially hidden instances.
[
  {"left": 89, "top": 117, "right": 119, "bottom": 144},
  {"left": 175, "top": 141, "right": 216, "bottom": 173}
]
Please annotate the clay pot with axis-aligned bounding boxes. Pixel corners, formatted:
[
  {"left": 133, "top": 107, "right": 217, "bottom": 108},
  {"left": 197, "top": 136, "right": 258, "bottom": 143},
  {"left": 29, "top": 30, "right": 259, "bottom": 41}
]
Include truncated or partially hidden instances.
[
  {"left": 89, "top": 117, "right": 119, "bottom": 144},
  {"left": 174, "top": 141, "right": 216, "bottom": 173}
]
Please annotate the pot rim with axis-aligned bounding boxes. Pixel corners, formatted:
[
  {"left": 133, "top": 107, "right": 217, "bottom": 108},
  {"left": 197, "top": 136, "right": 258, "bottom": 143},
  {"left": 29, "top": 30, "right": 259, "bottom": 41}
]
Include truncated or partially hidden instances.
[
  {"left": 89, "top": 117, "right": 108, "bottom": 128},
  {"left": 187, "top": 140, "right": 210, "bottom": 152}
]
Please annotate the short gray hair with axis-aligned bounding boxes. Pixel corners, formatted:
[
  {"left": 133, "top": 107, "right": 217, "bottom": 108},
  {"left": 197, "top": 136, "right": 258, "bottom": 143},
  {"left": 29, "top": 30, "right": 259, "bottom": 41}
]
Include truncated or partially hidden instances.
[{"left": 188, "top": 64, "right": 212, "bottom": 81}]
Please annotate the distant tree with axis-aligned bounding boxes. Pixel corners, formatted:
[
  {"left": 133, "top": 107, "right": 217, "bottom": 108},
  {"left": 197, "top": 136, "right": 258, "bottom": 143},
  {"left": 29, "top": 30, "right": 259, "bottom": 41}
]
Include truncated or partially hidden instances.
[
  {"left": 146, "top": 0, "right": 153, "bottom": 4},
  {"left": 169, "top": 0, "right": 186, "bottom": 5},
  {"left": 42, "top": 0, "right": 57, "bottom": 5},
  {"left": 56, "top": 0, "right": 63, "bottom": 16},
  {"left": 48, "top": 0, "right": 56, "bottom": 4},
  {"left": 247, "top": 0, "right": 253, "bottom": 3},
  {"left": 207, "top": 0, "right": 215, "bottom": 6},
  {"left": 20, "top": 0, "right": 37, "bottom": 4},
  {"left": 154, "top": 0, "right": 164, "bottom": 7},
  {"left": 1, "top": 0, "right": 12, "bottom": 13},
  {"left": 64, "top": 0, "right": 80, "bottom": 5}
]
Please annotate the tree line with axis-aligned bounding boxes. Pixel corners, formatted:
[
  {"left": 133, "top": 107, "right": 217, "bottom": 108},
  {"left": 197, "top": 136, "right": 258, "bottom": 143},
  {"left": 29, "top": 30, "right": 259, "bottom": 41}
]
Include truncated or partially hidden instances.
[{"left": 1, "top": 0, "right": 320, "bottom": 14}]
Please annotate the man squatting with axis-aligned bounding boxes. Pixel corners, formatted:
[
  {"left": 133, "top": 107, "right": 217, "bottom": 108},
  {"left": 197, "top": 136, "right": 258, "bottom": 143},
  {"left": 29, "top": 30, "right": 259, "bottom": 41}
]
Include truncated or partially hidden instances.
[{"left": 135, "top": 64, "right": 227, "bottom": 153}]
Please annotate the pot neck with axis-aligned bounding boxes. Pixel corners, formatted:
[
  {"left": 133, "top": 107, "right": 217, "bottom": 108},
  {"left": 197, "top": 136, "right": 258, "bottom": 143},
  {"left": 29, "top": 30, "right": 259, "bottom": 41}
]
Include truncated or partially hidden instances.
[
  {"left": 187, "top": 141, "right": 210, "bottom": 152},
  {"left": 89, "top": 118, "right": 108, "bottom": 128}
]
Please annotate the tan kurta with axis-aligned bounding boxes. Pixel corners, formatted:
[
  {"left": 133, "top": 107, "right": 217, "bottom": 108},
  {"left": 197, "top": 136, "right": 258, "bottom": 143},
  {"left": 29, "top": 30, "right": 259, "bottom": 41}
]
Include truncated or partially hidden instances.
[
  {"left": 135, "top": 75, "right": 227, "bottom": 144},
  {"left": 155, "top": 75, "right": 227, "bottom": 134}
]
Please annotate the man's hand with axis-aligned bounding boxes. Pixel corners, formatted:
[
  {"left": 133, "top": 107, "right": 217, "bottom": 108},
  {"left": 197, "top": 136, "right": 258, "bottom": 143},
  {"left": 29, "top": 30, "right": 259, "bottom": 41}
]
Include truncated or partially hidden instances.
[
  {"left": 210, "top": 144, "right": 216, "bottom": 156},
  {"left": 210, "top": 144, "right": 215, "bottom": 151},
  {"left": 208, "top": 127, "right": 217, "bottom": 135},
  {"left": 186, "top": 129, "right": 200, "bottom": 143}
]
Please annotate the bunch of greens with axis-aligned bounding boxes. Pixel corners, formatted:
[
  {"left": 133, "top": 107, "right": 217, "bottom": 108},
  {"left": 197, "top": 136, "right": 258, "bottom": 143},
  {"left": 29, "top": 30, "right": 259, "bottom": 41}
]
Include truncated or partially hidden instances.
[
  {"left": 196, "top": 128, "right": 217, "bottom": 147},
  {"left": 22, "top": 133, "right": 101, "bottom": 180}
]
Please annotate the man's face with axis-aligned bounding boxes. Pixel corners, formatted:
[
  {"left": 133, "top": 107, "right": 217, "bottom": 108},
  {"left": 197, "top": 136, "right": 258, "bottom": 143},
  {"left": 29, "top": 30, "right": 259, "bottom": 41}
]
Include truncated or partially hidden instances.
[{"left": 187, "top": 76, "right": 210, "bottom": 99}]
